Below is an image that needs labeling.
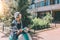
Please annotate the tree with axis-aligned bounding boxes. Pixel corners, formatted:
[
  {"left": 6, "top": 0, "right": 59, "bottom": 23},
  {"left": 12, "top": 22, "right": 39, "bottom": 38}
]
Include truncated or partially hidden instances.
[
  {"left": 1, "top": 0, "right": 32, "bottom": 27},
  {"left": 0, "top": 0, "right": 19, "bottom": 26},
  {"left": 17, "top": 0, "right": 32, "bottom": 27},
  {"left": 0, "top": 0, "right": 9, "bottom": 19}
]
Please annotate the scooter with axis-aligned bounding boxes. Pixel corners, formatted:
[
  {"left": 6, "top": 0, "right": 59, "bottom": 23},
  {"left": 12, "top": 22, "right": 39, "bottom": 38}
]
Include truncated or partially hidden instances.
[{"left": 9, "top": 27, "right": 32, "bottom": 40}]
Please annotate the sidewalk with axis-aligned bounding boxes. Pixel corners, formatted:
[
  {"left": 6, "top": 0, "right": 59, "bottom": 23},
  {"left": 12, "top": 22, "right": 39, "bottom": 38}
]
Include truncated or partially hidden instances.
[
  {"left": 0, "top": 27, "right": 60, "bottom": 40},
  {"left": 36, "top": 28, "right": 60, "bottom": 40},
  {"left": 0, "top": 32, "right": 9, "bottom": 40}
]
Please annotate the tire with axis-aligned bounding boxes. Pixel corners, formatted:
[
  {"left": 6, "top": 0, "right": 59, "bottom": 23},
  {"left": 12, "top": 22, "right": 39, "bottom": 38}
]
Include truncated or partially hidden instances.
[{"left": 18, "top": 33, "right": 32, "bottom": 40}]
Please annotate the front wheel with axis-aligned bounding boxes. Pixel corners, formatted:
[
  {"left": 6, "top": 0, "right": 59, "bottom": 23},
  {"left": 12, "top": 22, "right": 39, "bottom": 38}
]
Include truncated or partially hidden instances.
[{"left": 18, "top": 33, "right": 32, "bottom": 40}]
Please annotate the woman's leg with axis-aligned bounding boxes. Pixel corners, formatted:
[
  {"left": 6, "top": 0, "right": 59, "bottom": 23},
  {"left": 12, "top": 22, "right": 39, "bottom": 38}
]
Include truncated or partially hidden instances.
[
  {"left": 9, "top": 34, "right": 18, "bottom": 40},
  {"left": 13, "top": 34, "right": 18, "bottom": 40}
]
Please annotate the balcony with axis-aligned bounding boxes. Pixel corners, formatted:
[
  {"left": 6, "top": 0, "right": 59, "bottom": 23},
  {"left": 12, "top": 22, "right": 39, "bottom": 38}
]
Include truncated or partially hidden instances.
[
  {"left": 28, "top": 0, "right": 60, "bottom": 12},
  {"left": 29, "top": 4, "right": 60, "bottom": 12},
  {"left": 34, "top": 0, "right": 44, "bottom": 3}
]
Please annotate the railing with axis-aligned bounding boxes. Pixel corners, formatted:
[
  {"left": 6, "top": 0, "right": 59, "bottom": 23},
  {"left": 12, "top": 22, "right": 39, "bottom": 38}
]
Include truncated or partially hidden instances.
[{"left": 29, "top": 0, "right": 60, "bottom": 9}]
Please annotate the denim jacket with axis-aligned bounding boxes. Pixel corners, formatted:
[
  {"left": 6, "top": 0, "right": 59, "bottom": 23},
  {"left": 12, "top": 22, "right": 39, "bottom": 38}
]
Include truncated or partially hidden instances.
[{"left": 10, "top": 20, "right": 23, "bottom": 36}]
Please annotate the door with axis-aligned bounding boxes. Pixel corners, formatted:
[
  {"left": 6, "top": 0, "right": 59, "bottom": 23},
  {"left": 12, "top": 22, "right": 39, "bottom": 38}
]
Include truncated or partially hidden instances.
[{"left": 54, "top": 11, "right": 60, "bottom": 22}]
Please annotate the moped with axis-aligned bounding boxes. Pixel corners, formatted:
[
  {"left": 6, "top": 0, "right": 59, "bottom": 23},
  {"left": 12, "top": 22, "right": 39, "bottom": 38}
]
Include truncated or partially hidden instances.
[{"left": 9, "top": 27, "right": 32, "bottom": 40}]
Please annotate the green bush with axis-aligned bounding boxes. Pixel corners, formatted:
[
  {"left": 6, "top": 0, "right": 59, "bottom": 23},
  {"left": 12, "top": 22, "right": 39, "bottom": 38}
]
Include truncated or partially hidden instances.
[
  {"left": 30, "top": 13, "right": 53, "bottom": 30},
  {"left": 43, "top": 13, "right": 53, "bottom": 23}
]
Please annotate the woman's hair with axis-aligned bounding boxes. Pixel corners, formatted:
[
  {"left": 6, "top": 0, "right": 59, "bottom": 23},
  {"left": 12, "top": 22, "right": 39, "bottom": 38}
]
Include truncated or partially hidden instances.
[{"left": 14, "top": 12, "right": 21, "bottom": 19}]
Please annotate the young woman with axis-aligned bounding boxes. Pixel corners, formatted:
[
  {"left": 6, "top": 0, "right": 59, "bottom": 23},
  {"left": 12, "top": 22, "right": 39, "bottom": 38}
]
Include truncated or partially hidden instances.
[{"left": 9, "top": 12, "right": 32, "bottom": 40}]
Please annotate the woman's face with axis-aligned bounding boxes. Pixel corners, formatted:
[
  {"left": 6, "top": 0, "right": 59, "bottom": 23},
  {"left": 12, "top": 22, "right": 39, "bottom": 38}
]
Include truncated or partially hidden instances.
[{"left": 16, "top": 14, "right": 22, "bottom": 21}]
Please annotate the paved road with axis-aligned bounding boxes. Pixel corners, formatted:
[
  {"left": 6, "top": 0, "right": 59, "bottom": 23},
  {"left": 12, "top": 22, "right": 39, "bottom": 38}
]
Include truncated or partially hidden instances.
[
  {"left": 0, "top": 32, "right": 9, "bottom": 40},
  {"left": 0, "top": 28, "right": 60, "bottom": 40},
  {"left": 37, "top": 28, "right": 60, "bottom": 40}
]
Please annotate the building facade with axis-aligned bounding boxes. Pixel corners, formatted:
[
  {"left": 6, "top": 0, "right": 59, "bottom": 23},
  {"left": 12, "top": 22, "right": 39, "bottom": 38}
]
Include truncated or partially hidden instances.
[{"left": 28, "top": 0, "right": 60, "bottom": 22}]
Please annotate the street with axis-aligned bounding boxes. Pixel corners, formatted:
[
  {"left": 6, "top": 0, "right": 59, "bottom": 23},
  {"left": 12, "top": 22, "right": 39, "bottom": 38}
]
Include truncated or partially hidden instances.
[
  {"left": 0, "top": 32, "right": 9, "bottom": 40},
  {"left": 37, "top": 28, "right": 60, "bottom": 40},
  {"left": 0, "top": 27, "right": 60, "bottom": 40}
]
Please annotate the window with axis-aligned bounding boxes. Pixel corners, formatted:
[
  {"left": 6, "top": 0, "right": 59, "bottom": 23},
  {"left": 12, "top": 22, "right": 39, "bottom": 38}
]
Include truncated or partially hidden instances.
[
  {"left": 45, "top": 0, "right": 50, "bottom": 6},
  {"left": 29, "top": 5, "right": 32, "bottom": 9},
  {"left": 32, "top": 4, "right": 35, "bottom": 9},
  {"left": 50, "top": 0, "right": 55, "bottom": 5},
  {"left": 55, "top": 0, "right": 60, "bottom": 4},
  {"left": 50, "top": 0, "right": 53, "bottom": 5},
  {"left": 32, "top": 0, "right": 35, "bottom": 4},
  {"left": 55, "top": 0, "right": 58, "bottom": 4},
  {"left": 40, "top": 1, "right": 44, "bottom": 7},
  {"left": 57, "top": 0, "right": 59, "bottom": 4},
  {"left": 59, "top": 0, "right": 60, "bottom": 4},
  {"left": 35, "top": 3, "right": 38, "bottom": 8},
  {"left": 53, "top": 0, "right": 55, "bottom": 4}
]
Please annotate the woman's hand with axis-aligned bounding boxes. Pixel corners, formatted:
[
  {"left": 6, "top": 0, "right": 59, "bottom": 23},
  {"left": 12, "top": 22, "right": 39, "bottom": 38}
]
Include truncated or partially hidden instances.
[
  {"left": 23, "top": 27, "right": 30, "bottom": 32},
  {"left": 17, "top": 29, "right": 23, "bottom": 35},
  {"left": 19, "top": 29, "right": 23, "bottom": 33}
]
